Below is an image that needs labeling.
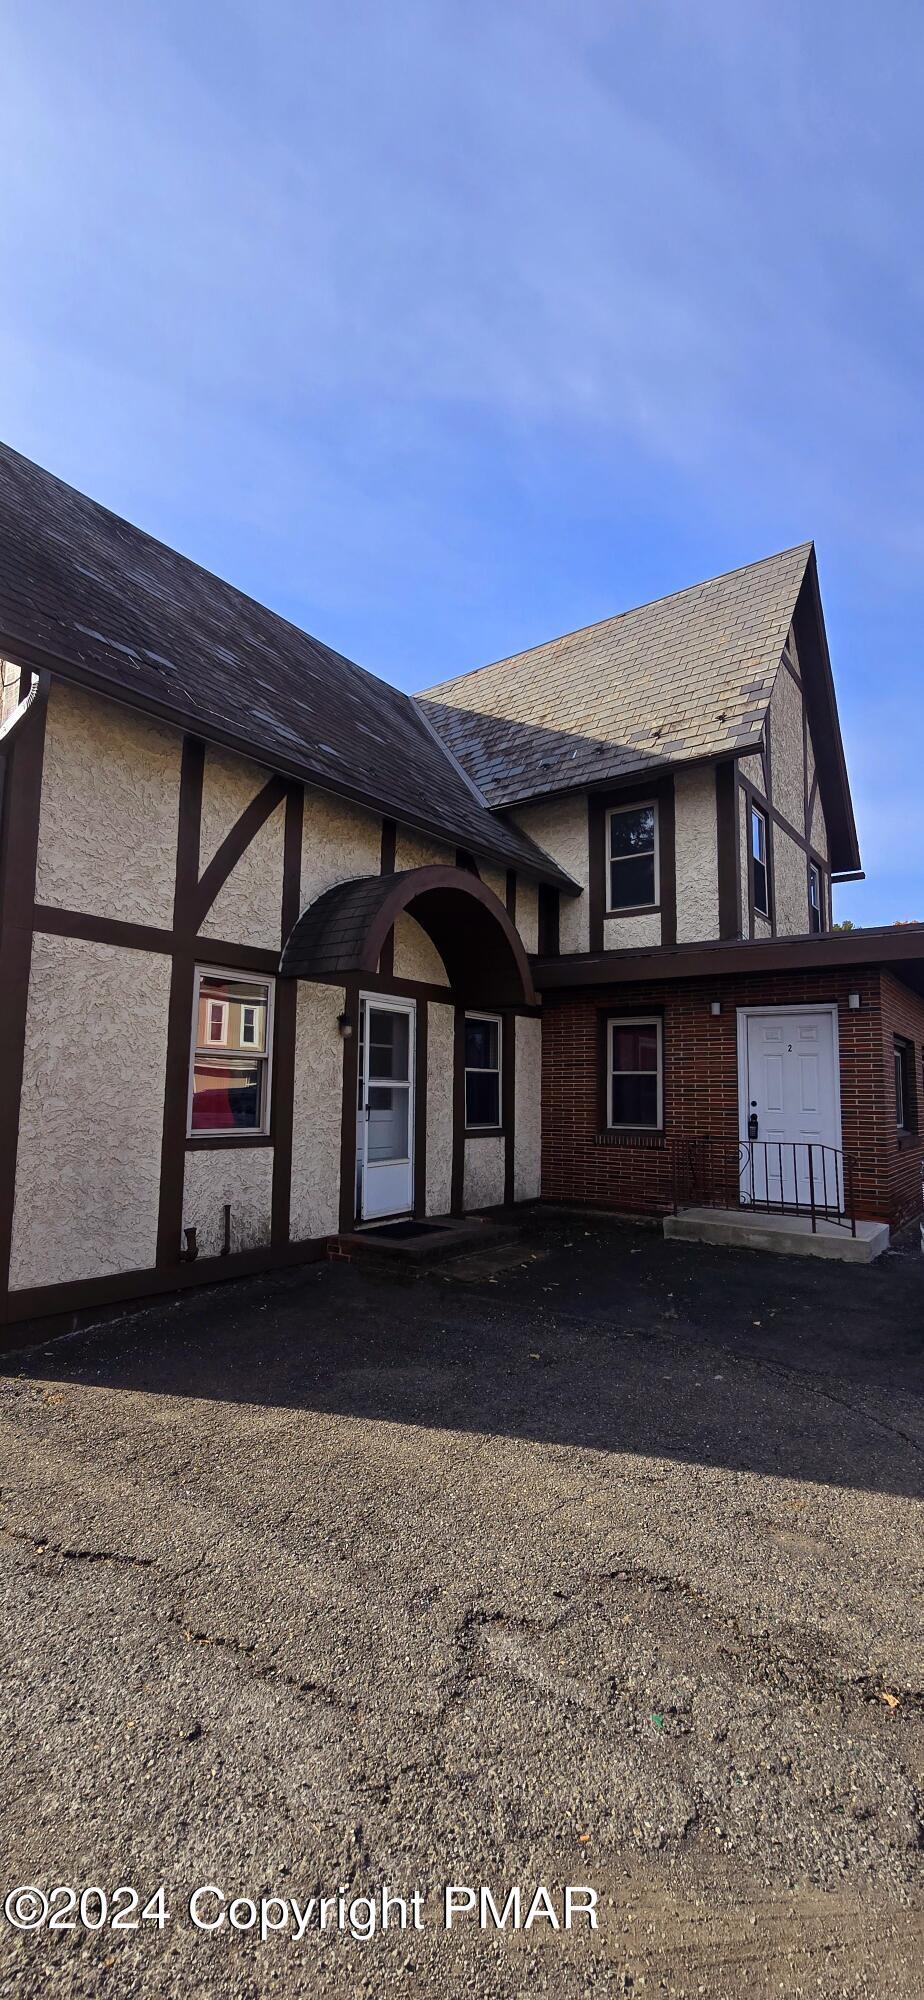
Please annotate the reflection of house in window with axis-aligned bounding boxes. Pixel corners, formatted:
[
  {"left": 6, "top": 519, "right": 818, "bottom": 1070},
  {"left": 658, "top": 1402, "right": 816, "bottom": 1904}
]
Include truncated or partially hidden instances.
[
  {"left": 207, "top": 999, "right": 228, "bottom": 1045},
  {"left": 241, "top": 1004, "right": 257, "bottom": 1046},
  {"left": 190, "top": 971, "right": 273, "bottom": 1135}
]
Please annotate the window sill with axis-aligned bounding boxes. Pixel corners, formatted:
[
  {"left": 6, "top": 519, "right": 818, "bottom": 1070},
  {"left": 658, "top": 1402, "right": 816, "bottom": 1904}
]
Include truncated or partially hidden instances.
[
  {"left": 464, "top": 1126, "right": 506, "bottom": 1140},
  {"left": 605, "top": 905, "right": 660, "bottom": 920},
  {"left": 186, "top": 1132, "right": 274, "bottom": 1149},
  {"left": 594, "top": 1130, "right": 665, "bottom": 1148}
]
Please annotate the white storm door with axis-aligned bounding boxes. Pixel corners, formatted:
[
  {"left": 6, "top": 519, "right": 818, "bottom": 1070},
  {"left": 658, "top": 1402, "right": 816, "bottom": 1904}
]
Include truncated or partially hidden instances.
[
  {"left": 741, "top": 1008, "right": 842, "bottom": 1211},
  {"left": 359, "top": 996, "right": 415, "bottom": 1220}
]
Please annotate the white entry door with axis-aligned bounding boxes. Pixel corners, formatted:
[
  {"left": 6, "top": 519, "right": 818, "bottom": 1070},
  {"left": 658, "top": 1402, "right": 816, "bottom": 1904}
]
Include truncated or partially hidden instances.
[
  {"left": 358, "top": 995, "right": 415, "bottom": 1221},
  {"left": 739, "top": 1007, "right": 843, "bottom": 1212}
]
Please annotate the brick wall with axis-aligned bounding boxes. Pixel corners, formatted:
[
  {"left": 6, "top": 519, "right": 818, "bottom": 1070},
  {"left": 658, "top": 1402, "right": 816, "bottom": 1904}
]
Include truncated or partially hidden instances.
[
  {"left": 541, "top": 965, "right": 923, "bottom": 1226},
  {"left": 879, "top": 972, "right": 924, "bottom": 1226}
]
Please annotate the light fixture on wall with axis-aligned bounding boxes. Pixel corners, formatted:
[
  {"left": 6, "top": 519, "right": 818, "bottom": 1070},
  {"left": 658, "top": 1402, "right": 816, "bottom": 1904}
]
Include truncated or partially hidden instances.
[
  {"left": 710, "top": 1000, "right": 722, "bottom": 1016},
  {"left": 848, "top": 992, "right": 861, "bottom": 1011},
  {"left": 337, "top": 1012, "right": 354, "bottom": 1039}
]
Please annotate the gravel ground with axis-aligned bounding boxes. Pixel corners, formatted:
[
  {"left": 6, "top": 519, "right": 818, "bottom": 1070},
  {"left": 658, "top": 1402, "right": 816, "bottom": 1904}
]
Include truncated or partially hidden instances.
[{"left": 0, "top": 1217, "right": 921, "bottom": 1999}]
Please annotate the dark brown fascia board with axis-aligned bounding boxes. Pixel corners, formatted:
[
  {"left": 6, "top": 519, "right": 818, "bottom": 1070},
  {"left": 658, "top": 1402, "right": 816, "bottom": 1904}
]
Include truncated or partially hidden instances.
[
  {"left": 532, "top": 924, "right": 924, "bottom": 992},
  {"left": 492, "top": 740, "right": 765, "bottom": 816},
  {"left": 0, "top": 626, "right": 576, "bottom": 896},
  {"left": 794, "top": 550, "right": 861, "bottom": 875}
]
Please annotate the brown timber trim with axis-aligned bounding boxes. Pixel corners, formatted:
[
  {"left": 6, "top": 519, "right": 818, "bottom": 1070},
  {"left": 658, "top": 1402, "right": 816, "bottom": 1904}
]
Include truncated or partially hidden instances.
[
  {"left": 192, "top": 773, "right": 286, "bottom": 930},
  {"left": 502, "top": 1012, "right": 516, "bottom": 1205},
  {"left": 378, "top": 818, "right": 396, "bottom": 975},
  {"left": 338, "top": 976, "right": 360, "bottom": 1232},
  {"left": 590, "top": 777, "right": 675, "bottom": 945},
  {"left": 413, "top": 1000, "right": 428, "bottom": 1218},
  {"left": 2, "top": 1237, "right": 327, "bottom": 1344},
  {"left": 270, "top": 782, "right": 304, "bottom": 1244},
  {"left": 532, "top": 925, "right": 924, "bottom": 991},
  {"left": 0, "top": 682, "right": 49, "bottom": 1317},
  {"left": 657, "top": 776, "right": 676, "bottom": 946},
  {"left": 715, "top": 760, "right": 739, "bottom": 939},
  {"left": 587, "top": 793, "right": 605, "bottom": 950},
  {"left": 30, "top": 905, "right": 278, "bottom": 972},
  {"left": 451, "top": 1007, "right": 466, "bottom": 1216},
  {"left": 537, "top": 883, "right": 560, "bottom": 957},
  {"left": 155, "top": 736, "right": 204, "bottom": 1267}
]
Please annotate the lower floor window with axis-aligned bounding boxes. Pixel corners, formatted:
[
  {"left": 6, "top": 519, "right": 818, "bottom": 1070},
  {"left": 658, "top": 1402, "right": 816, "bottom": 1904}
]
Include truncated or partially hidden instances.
[
  {"left": 893, "top": 1036, "right": 917, "bottom": 1135},
  {"left": 465, "top": 1013, "right": 501, "bottom": 1128},
  {"left": 607, "top": 1016, "right": 663, "bottom": 1130},
  {"left": 189, "top": 969, "right": 274, "bottom": 1135}
]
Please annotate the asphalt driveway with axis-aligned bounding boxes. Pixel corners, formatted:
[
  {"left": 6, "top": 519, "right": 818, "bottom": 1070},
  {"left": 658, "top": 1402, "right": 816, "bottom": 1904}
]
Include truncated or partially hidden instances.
[{"left": 0, "top": 1218, "right": 921, "bottom": 1998}]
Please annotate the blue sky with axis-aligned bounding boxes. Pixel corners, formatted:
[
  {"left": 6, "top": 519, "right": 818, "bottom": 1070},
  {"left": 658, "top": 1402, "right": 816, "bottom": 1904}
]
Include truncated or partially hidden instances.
[{"left": 3, "top": 1, "right": 921, "bottom": 922}]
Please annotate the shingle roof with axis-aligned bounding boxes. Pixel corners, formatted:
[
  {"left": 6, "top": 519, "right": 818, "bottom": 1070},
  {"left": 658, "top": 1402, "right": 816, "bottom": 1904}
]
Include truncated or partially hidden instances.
[
  {"left": 418, "top": 545, "right": 815, "bottom": 806},
  {"left": 0, "top": 442, "right": 573, "bottom": 889}
]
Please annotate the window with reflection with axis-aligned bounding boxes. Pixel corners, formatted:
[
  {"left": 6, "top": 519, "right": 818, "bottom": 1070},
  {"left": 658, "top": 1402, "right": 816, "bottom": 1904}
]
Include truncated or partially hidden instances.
[{"left": 189, "top": 970, "right": 273, "bottom": 1135}]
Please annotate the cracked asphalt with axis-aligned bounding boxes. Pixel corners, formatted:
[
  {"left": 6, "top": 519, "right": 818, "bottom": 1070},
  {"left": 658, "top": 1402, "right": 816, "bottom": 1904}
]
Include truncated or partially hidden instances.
[{"left": 0, "top": 1217, "right": 921, "bottom": 1999}]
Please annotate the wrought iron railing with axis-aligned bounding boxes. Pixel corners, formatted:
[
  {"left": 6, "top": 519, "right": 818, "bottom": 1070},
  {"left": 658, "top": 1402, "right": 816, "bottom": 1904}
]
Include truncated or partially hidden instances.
[{"left": 672, "top": 1137, "right": 858, "bottom": 1236}]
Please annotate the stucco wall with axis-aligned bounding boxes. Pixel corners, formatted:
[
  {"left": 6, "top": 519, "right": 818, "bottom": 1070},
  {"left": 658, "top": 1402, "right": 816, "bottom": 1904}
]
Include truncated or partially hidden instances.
[
  {"left": 811, "top": 786, "right": 828, "bottom": 864},
  {"left": 426, "top": 1000, "right": 455, "bottom": 1215},
  {"left": 513, "top": 797, "right": 588, "bottom": 952},
  {"left": 197, "top": 747, "right": 285, "bottom": 950},
  {"left": 391, "top": 914, "right": 449, "bottom": 985},
  {"left": 301, "top": 790, "right": 381, "bottom": 908},
  {"left": 516, "top": 881, "right": 539, "bottom": 954},
  {"left": 603, "top": 912, "right": 661, "bottom": 951},
  {"left": 514, "top": 1016, "right": 542, "bottom": 1201},
  {"left": 290, "top": 982, "right": 345, "bottom": 1241},
  {"left": 182, "top": 1147, "right": 274, "bottom": 1258},
  {"left": 773, "top": 823, "right": 810, "bottom": 935},
  {"left": 463, "top": 1133, "right": 506, "bottom": 1211},
  {"left": 9, "top": 933, "right": 170, "bottom": 1289},
  {"left": 34, "top": 681, "right": 181, "bottom": 926},
  {"left": 768, "top": 664, "right": 805, "bottom": 834},
  {"left": 738, "top": 751, "right": 765, "bottom": 792},
  {"left": 394, "top": 829, "right": 455, "bottom": 872},
  {"left": 674, "top": 766, "right": 719, "bottom": 942}
]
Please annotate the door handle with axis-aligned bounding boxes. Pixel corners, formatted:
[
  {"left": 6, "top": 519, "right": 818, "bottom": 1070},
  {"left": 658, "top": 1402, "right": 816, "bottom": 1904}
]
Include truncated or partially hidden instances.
[{"left": 748, "top": 1109, "right": 759, "bottom": 1141}]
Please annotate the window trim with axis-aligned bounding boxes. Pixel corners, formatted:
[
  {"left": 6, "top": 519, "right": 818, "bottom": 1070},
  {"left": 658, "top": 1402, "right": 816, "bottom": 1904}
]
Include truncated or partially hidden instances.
[
  {"left": 808, "top": 861, "right": 823, "bottom": 934},
  {"left": 893, "top": 1035, "right": 917, "bottom": 1138},
  {"left": 187, "top": 965, "right": 275, "bottom": 1141},
  {"left": 207, "top": 998, "right": 229, "bottom": 1045},
  {"left": 606, "top": 800, "right": 660, "bottom": 916},
  {"left": 464, "top": 1010, "right": 503, "bottom": 1133},
  {"left": 606, "top": 1013, "right": 664, "bottom": 1133},
  {"left": 751, "top": 801, "right": 771, "bottom": 920}
]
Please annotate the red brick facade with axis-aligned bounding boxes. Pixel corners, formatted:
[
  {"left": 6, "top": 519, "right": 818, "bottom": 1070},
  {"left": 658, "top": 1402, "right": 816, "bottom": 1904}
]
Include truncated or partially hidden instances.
[{"left": 541, "top": 966, "right": 924, "bottom": 1228}]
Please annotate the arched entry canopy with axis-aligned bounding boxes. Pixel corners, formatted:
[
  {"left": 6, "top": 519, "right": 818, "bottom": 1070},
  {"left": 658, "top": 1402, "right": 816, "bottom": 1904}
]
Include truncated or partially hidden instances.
[{"left": 280, "top": 864, "right": 536, "bottom": 1006}]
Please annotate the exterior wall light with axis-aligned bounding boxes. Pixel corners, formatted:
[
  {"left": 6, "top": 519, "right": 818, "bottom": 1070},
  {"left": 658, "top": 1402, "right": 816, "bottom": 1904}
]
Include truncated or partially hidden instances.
[
  {"left": 338, "top": 1012, "right": 354, "bottom": 1038},
  {"left": 848, "top": 992, "right": 861, "bottom": 1011},
  {"left": 710, "top": 1000, "right": 722, "bottom": 1015}
]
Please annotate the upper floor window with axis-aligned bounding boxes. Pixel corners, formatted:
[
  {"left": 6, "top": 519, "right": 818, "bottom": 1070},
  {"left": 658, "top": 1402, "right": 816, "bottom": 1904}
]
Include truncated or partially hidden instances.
[
  {"left": 189, "top": 969, "right": 274, "bottom": 1136},
  {"left": 751, "top": 803, "right": 770, "bottom": 918},
  {"left": 464, "top": 1013, "right": 502, "bottom": 1129},
  {"left": 607, "top": 802, "right": 659, "bottom": 912},
  {"left": 809, "top": 862, "right": 823, "bottom": 934}
]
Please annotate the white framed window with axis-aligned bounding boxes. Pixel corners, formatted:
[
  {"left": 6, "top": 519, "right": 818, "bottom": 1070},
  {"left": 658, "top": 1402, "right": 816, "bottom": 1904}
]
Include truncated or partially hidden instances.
[
  {"left": 607, "top": 802, "right": 659, "bottom": 912},
  {"left": 894, "top": 1037, "right": 916, "bottom": 1136},
  {"left": 751, "top": 803, "right": 770, "bottom": 917},
  {"left": 464, "top": 1013, "right": 502, "bottom": 1129},
  {"left": 188, "top": 968, "right": 274, "bottom": 1137},
  {"left": 809, "top": 862, "right": 823, "bottom": 934},
  {"left": 607, "top": 1015, "right": 663, "bottom": 1131}
]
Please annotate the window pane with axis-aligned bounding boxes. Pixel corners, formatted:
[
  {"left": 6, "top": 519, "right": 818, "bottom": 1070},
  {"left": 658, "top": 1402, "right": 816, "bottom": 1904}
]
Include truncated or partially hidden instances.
[
  {"left": 191, "top": 1055, "right": 264, "bottom": 1131},
  {"left": 611, "top": 1073, "right": 659, "bottom": 1127},
  {"left": 754, "top": 856, "right": 769, "bottom": 916},
  {"left": 367, "top": 1085, "right": 409, "bottom": 1161},
  {"left": 894, "top": 1051, "right": 904, "bottom": 1127},
  {"left": 197, "top": 975, "right": 268, "bottom": 1054},
  {"left": 751, "top": 807, "right": 766, "bottom": 863},
  {"left": 368, "top": 1008, "right": 410, "bottom": 1081},
  {"left": 465, "top": 1017, "right": 499, "bottom": 1070},
  {"left": 611, "top": 1025, "right": 659, "bottom": 1073},
  {"left": 609, "top": 852, "right": 656, "bottom": 909},
  {"left": 610, "top": 806, "right": 655, "bottom": 859},
  {"left": 466, "top": 1070, "right": 500, "bottom": 1127}
]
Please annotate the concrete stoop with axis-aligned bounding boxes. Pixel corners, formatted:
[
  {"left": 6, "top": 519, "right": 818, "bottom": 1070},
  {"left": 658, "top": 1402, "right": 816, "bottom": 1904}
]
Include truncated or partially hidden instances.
[
  {"left": 333, "top": 1214, "right": 513, "bottom": 1267},
  {"left": 663, "top": 1207, "right": 890, "bottom": 1263}
]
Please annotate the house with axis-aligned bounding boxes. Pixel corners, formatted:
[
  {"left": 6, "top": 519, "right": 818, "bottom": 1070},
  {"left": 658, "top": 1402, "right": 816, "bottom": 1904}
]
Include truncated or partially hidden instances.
[{"left": 0, "top": 441, "right": 922, "bottom": 1336}]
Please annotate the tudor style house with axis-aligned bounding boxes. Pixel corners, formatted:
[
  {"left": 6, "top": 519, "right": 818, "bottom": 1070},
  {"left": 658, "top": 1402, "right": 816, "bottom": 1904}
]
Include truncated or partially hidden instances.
[{"left": 0, "top": 441, "right": 922, "bottom": 1336}]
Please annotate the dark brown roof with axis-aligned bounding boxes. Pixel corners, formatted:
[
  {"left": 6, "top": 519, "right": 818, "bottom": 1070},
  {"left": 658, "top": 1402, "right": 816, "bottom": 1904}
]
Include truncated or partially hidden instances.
[
  {"left": 0, "top": 442, "right": 573, "bottom": 890},
  {"left": 419, "top": 542, "right": 860, "bottom": 874},
  {"left": 533, "top": 926, "right": 924, "bottom": 995}
]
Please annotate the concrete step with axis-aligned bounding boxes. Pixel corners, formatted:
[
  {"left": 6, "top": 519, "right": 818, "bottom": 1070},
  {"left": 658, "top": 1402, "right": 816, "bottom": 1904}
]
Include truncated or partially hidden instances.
[
  {"left": 334, "top": 1215, "right": 514, "bottom": 1267},
  {"left": 663, "top": 1207, "right": 890, "bottom": 1263}
]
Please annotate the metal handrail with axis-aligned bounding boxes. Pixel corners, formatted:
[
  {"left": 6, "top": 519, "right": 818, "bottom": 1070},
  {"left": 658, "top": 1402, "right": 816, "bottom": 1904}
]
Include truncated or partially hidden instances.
[{"left": 672, "top": 1137, "right": 858, "bottom": 1236}]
